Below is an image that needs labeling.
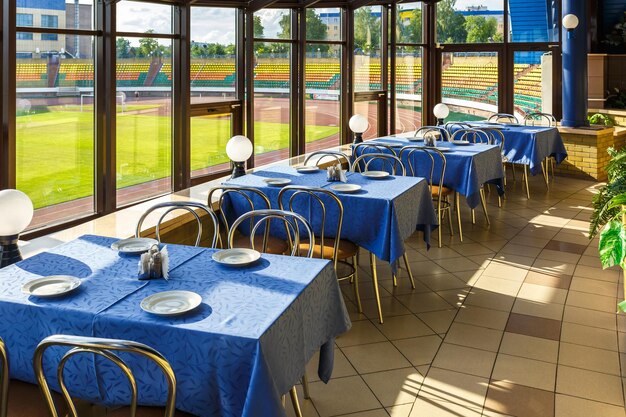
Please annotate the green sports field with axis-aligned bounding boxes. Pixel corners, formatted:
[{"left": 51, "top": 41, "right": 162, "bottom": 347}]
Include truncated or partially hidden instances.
[{"left": 16, "top": 108, "right": 338, "bottom": 209}]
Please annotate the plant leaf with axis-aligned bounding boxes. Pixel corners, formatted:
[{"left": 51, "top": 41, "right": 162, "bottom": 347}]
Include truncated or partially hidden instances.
[{"left": 598, "top": 220, "right": 626, "bottom": 269}]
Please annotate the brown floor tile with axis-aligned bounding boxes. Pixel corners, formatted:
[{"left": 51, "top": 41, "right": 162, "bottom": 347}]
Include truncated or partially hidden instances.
[
  {"left": 556, "top": 365, "right": 624, "bottom": 406},
  {"left": 392, "top": 335, "right": 442, "bottom": 366},
  {"left": 505, "top": 312, "right": 562, "bottom": 341},
  {"left": 555, "top": 394, "right": 626, "bottom": 417},
  {"left": 524, "top": 270, "right": 572, "bottom": 290},
  {"left": 483, "top": 380, "right": 554, "bottom": 417},
  {"left": 362, "top": 367, "right": 423, "bottom": 407},
  {"left": 491, "top": 354, "right": 556, "bottom": 391},
  {"left": 544, "top": 240, "right": 587, "bottom": 254}
]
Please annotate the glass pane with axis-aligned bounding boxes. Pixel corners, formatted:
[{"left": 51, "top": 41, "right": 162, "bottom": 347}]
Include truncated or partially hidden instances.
[
  {"left": 190, "top": 7, "right": 237, "bottom": 104},
  {"left": 514, "top": 51, "right": 551, "bottom": 119},
  {"left": 437, "top": 1, "right": 504, "bottom": 44},
  {"left": 116, "top": 37, "right": 172, "bottom": 206},
  {"left": 305, "top": 44, "right": 341, "bottom": 153},
  {"left": 117, "top": 1, "right": 172, "bottom": 34},
  {"left": 15, "top": 1, "right": 93, "bottom": 30},
  {"left": 253, "top": 9, "right": 291, "bottom": 39},
  {"left": 354, "top": 6, "right": 382, "bottom": 91},
  {"left": 397, "top": 3, "right": 422, "bottom": 44},
  {"left": 254, "top": 42, "right": 291, "bottom": 166},
  {"left": 441, "top": 51, "right": 498, "bottom": 122},
  {"left": 508, "top": 0, "right": 558, "bottom": 42},
  {"left": 191, "top": 114, "right": 232, "bottom": 178},
  {"left": 307, "top": 8, "right": 342, "bottom": 42},
  {"left": 354, "top": 101, "right": 378, "bottom": 140},
  {"left": 395, "top": 46, "right": 422, "bottom": 133},
  {"left": 16, "top": 35, "right": 95, "bottom": 230}
]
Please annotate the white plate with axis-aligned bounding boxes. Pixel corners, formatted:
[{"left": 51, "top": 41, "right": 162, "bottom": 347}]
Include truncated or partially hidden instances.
[
  {"left": 212, "top": 248, "right": 261, "bottom": 267},
  {"left": 424, "top": 147, "right": 451, "bottom": 152},
  {"left": 263, "top": 178, "right": 292, "bottom": 186},
  {"left": 140, "top": 290, "right": 202, "bottom": 316},
  {"left": 450, "top": 140, "right": 472, "bottom": 146},
  {"left": 330, "top": 184, "right": 362, "bottom": 193},
  {"left": 22, "top": 275, "right": 82, "bottom": 298},
  {"left": 111, "top": 237, "right": 158, "bottom": 255},
  {"left": 362, "top": 171, "right": 390, "bottom": 179},
  {"left": 296, "top": 166, "right": 319, "bottom": 173},
  {"left": 408, "top": 137, "right": 424, "bottom": 142}
]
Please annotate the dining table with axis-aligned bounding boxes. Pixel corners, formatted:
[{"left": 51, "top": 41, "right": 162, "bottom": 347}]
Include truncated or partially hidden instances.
[
  {"left": 355, "top": 137, "right": 505, "bottom": 209},
  {"left": 0, "top": 234, "right": 351, "bottom": 417}
]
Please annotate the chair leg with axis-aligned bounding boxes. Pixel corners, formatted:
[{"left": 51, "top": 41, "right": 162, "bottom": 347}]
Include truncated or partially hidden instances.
[
  {"left": 550, "top": 157, "right": 555, "bottom": 179},
  {"left": 302, "top": 374, "right": 310, "bottom": 400},
  {"left": 369, "top": 252, "right": 384, "bottom": 324},
  {"left": 479, "top": 188, "right": 490, "bottom": 226},
  {"left": 502, "top": 163, "right": 507, "bottom": 186},
  {"left": 352, "top": 255, "right": 362, "bottom": 313},
  {"left": 290, "top": 387, "right": 303, "bottom": 417},
  {"left": 541, "top": 158, "right": 549, "bottom": 190},
  {"left": 403, "top": 252, "right": 416, "bottom": 289},
  {"left": 447, "top": 206, "right": 454, "bottom": 236},
  {"left": 455, "top": 192, "right": 463, "bottom": 242},
  {"left": 471, "top": 208, "right": 476, "bottom": 224},
  {"left": 437, "top": 201, "right": 443, "bottom": 248},
  {"left": 523, "top": 165, "right": 530, "bottom": 199}
]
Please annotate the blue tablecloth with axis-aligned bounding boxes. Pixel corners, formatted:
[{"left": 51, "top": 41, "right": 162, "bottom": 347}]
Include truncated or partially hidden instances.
[
  {"left": 0, "top": 235, "right": 350, "bottom": 417},
  {"left": 357, "top": 138, "right": 504, "bottom": 208},
  {"left": 224, "top": 165, "right": 438, "bottom": 265},
  {"left": 466, "top": 122, "right": 568, "bottom": 175}
]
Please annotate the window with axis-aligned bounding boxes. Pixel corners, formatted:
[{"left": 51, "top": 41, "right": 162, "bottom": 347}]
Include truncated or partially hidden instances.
[
  {"left": 16, "top": 13, "right": 33, "bottom": 27},
  {"left": 437, "top": 1, "right": 504, "bottom": 44},
  {"left": 353, "top": 6, "right": 382, "bottom": 92},
  {"left": 17, "top": 33, "right": 33, "bottom": 41},
  {"left": 41, "top": 15, "right": 59, "bottom": 41},
  {"left": 508, "top": 0, "right": 558, "bottom": 42}
]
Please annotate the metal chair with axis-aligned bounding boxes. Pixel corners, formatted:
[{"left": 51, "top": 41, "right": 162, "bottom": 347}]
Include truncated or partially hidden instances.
[
  {"left": 524, "top": 112, "right": 558, "bottom": 182},
  {"left": 208, "top": 186, "right": 288, "bottom": 254},
  {"left": 278, "top": 186, "right": 361, "bottom": 312},
  {"left": 351, "top": 153, "right": 407, "bottom": 176},
  {"left": 414, "top": 126, "right": 451, "bottom": 142},
  {"left": 444, "top": 122, "right": 471, "bottom": 132},
  {"left": 136, "top": 201, "right": 220, "bottom": 249},
  {"left": 400, "top": 146, "right": 460, "bottom": 247},
  {"left": 487, "top": 113, "right": 518, "bottom": 124},
  {"left": 303, "top": 150, "right": 351, "bottom": 170},
  {"left": 450, "top": 128, "right": 490, "bottom": 144},
  {"left": 353, "top": 142, "right": 398, "bottom": 157},
  {"left": 33, "top": 334, "right": 190, "bottom": 417}
]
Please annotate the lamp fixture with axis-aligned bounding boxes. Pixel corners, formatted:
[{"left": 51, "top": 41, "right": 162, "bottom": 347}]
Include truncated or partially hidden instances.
[
  {"left": 226, "top": 135, "right": 253, "bottom": 179},
  {"left": 349, "top": 114, "right": 369, "bottom": 144},
  {"left": 0, "top": 190, "right": 34, "bottom": 268},
  {"left": 433, "top": 103, "right": 450, "bottom": 126},
  {"left": 563, "top": 14, "right": 579, "bottom": 39}
]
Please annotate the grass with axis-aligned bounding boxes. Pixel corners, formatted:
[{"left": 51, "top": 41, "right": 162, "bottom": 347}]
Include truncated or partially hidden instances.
[{"left": 16, "top": 109, "right": 338, "bottom": 209}]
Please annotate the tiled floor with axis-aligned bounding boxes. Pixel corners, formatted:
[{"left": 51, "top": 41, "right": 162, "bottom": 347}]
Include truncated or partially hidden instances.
[{"left": 287, "top": 173, "right": 626, "bottom": 417}]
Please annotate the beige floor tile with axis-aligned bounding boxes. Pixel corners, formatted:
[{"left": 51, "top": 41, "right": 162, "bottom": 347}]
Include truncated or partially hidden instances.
[
  {"left": 482, "top": 262, "right": 529, "bottom": 282},
  {"left": 524, "top": 270, "right": 572, "bottom": 290},
  {"left": 574, "top": 265, "right": 620, "bottom": 283},
  {"left": 517, "top": 282, "right": 568, "bottom": 304},
  {"left": 387, "top": 404, "right": 413, "bottom": 417},
  {"left": 453, "top": 270, "right": 484, "bottom": 286},
  {"left": 286, "top": 387, "right": 320, "bottom": 417},
  {"left": 491, "top": 354, "right": 556, "bottom": 391},
  {"left": 554, "top": 394, "right": 626, "bottom": 417},
  {"left": 393, "top": 335, "right": 442, "bottom": 366},
  {"left": 406, "top": 260, "right": 449, "bottom": 276},
  {"left": 558, "top": 342, "right": 621, "bottom": 375},
  {"left": 560, "top": 322, "right": 619, "bottom": 351},
  {"left": 432, "top": 343, "right": 496, "bottom": 378},
  {"left": 565, "top": 290, "right": 618, "bottom": 313},
  {"left": 362, "top": 367, "right": 423, "bottom": 407},
  {"left": 436, "top": 288, "right": 472, "bottom": 307},
  {"left": 531, "top": 258, "right": 576, "bottom": 277},
  {"left": 490, "top": 253, "right": 536, "bottom": 269},
  {"left": 576, "top": 255, "right": 603, "bottom": 268},
  {"left": 424, "top": 247, "right": 462, "bottom": 260},
  {"left": 417, "top": 310, "right": 458, "bottom": 334},
  {"left": 305, "top": 348, "right": 357, "bottom": 382},
  {"left": 556, "top": 365, "right": 624, "bottom": 406},
  {"left": 374, "top": 314, "right": 434, "bottom": 340},
  {"left": 417, "top": 273, "right": 470, "bottom": 291},
  {"left": 483, "top": 380, "right": 554, "bottom": 417},
  {"left": 569, "top": 276, "right": 617, "bottom": 297},
  {"left": 307, "top": 376, "right": 382, "bottom": 417},
  {"left": 335, "top": 410, "right": 389, "bottom": 417},
  {"left": 395, "top": 292, "right": 453, "bottom": 314},
  {"left": 499, "top": 332, "right": 559, "bottom": 363},
  {"left": 473, "top": 276, "right": 523, "bottom": 296},
  {"left": 537, "top": 248, "right": 581, "bottom": 264},
  {"left": 511, "top": 235, "right": 551, "bottom": 248},
  {"left": 336, "top": 320, "right": 387, "bottom": 347},
  {"left": 359, "top": 297, "right": 413, "bottom": 320},
  {"left": 412, "top": 367, "right": 489, "bottom": 417},
  {"left": 379, "top": 278, "right": 431, "bottom": 296},
  {"left": 511, "top": 298, "right": 564, "bottom": 321},
  {"left": 342, "top": 341, "right": 412, "bottom": 374},
  {"left": 435, "top": 257, "right": 484, "bottom": 274},
  {"left": 444, "top": 322, "right": 503, "bottom": 352},
  {"left": 448, "top": 242, "right": 495, "bottom": 256},
  {"left": 463, "top": 288, "right": 516, "bottom": 312},
  {"left": 562, "top": 306, "right": 617, "bottom": 331},
  {"left": 455, "top": 305, "right": 510, "bottom": 330},
  {"left": 499, "top": 242, "right": 543, "bottom": 258}
]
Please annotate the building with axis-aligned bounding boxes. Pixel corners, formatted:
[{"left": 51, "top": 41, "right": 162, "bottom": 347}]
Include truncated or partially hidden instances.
[{"left": 16, "top": 0, "right": 66, "bottom": 58}]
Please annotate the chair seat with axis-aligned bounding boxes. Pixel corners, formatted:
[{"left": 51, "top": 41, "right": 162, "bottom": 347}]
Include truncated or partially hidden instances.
[
  {"left": 7, "top": 380, "right": 65, "bottom": 417},
  {"left": 232, "top": 233, "right": 288, "bottom": 255},
  {"left": 108, "top": 406, "right": 196, "bottom": 417},
  {"left": 298, "top": 238, "right": 358, "bottom": 260},
  {"left": 431, "top": 185, "right": 454, "bottom": 197}
]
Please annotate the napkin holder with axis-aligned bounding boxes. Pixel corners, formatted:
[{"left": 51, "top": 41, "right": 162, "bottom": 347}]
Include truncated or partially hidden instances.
[
  {"left": 424, "top": 135, "right": 437, "bottom": 147},
  {"left": 138, "top": 245, "right": 170, "bottom": 280},
  {"left": 327, "top": 164, "right": 347, "bottom": 182}
]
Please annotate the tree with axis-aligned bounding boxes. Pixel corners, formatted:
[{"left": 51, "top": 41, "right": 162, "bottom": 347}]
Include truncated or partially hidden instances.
[
  {"left": 465, "top": 16, "right": 498, "bottom": 43},
  {"left": 403, "top": 8, "right": 422, "bottom": 44},
  {"left": 277, "top": 10, "right": 330, "bottom": 52},
  {"left": 354, "top": 7, "right": 381, "bottom": 53},
  {"left": 116, "top": 38, "right": 131, "bottom": 58},
  {"left": 436, "top": 0, "right": 467, "bottom": 43},
  {"left": 138, "top": 30, "right": 159, "bottom": 57},
  {"left": 253, "top": 15, "right": 264, "bottom": 38}
]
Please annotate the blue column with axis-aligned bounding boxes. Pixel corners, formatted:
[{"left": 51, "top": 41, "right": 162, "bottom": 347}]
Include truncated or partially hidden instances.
[{"left": 561, "top": 0, "right": 589, "bottom": 127}]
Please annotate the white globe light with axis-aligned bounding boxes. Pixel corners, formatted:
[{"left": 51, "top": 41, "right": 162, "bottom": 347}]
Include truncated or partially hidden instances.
[
  {"left": 349, "top": 114, "right": 369, "bottom": 134},
  {"left": 433, "top": 103, "right": 450, "bottom": 120},
  {"left": 226, "top": 135, "right": 253, "bottom": 163},
  {"left": 562, "top": 14, "right": 579, "bottom": 30},
  {"left": 0, "top": 190, "right": 34, "bottom": 236}
]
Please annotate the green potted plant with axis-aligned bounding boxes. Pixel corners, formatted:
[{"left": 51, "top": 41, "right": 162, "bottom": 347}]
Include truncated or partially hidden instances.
[{"left": 590, "top": 147, "right": 626, "bottom": 311}]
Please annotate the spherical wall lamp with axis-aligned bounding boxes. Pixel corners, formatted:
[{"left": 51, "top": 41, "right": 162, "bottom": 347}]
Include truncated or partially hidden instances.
[
  {"left": 349, "top": 114, "right": 369, "bottom": 144},
  {"left": 563, "top": 14, "right": 579, "bottom": 39},
  {"left": 0, "top": 190, "right": 34, "bottom": 268},
  {"left": 433, "top": 103, "right": 450, "bottom": 126},
  {"left": 226, "top": 135, "right": 253, "bottom": 179}
]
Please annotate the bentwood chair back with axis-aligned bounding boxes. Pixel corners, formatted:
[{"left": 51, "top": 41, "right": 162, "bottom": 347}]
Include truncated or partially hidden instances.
[
  {"left": 353, "top": 142, "right": 398, "bottom": 157},
  {"left": 0, "top": 338, "right": 7, "bottom": 417},
  {"left": 523, "top": 112, "right": 557, "bottom": 127},
  {"left": 444, "top": 122, "right": 471, "bottom": 132},
  {"left": 351, "top": 153, "right": 407, "bottom": 176},
  {"left": 488, "top": 113, "right": 518, "bottom": 124},
  {"left": 33, "top": 335, "right": 178, "bottom": 417},
  {"left": 415, "top": 126, "right": 450, "bottom": 142},
  {"left": 303, "top": 150, "right": 351, "bottom": 170},
  {"left": 227, "top": 209, "right": 315, "bottom": 258},
  {"left": 135, "top": 201, "right": 220, "bottom": 248},
  {"left": 450, "top": 128, "right": 490, "bottom": 144}
]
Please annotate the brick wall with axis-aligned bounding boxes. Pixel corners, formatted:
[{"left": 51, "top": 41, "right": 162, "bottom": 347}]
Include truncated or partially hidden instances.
[{"left": 556, "top": 128, "right": 615, "bottom": 181}]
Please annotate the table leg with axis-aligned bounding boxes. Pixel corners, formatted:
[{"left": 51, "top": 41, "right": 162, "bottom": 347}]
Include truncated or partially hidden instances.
[
  {"left": 479, "top": 188, "right": 490, "bottom": 226},
  {"left": 455, "top": 192, "right": 463, "bottom": 242},
  {"left": 523, "top": 165, "right": 530, "bottom": 199},
  {"left": 370, "top": 253, "right": 384, "bottom": 324},
  {"left": 403, "top": 252, "right": 416, "bottom": 289},
  {"left": 290, "top": 387, "right": 303, "bottom": 417},
  {"left": 302, "top": 374, "right": 310, "bottom": 399}
]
